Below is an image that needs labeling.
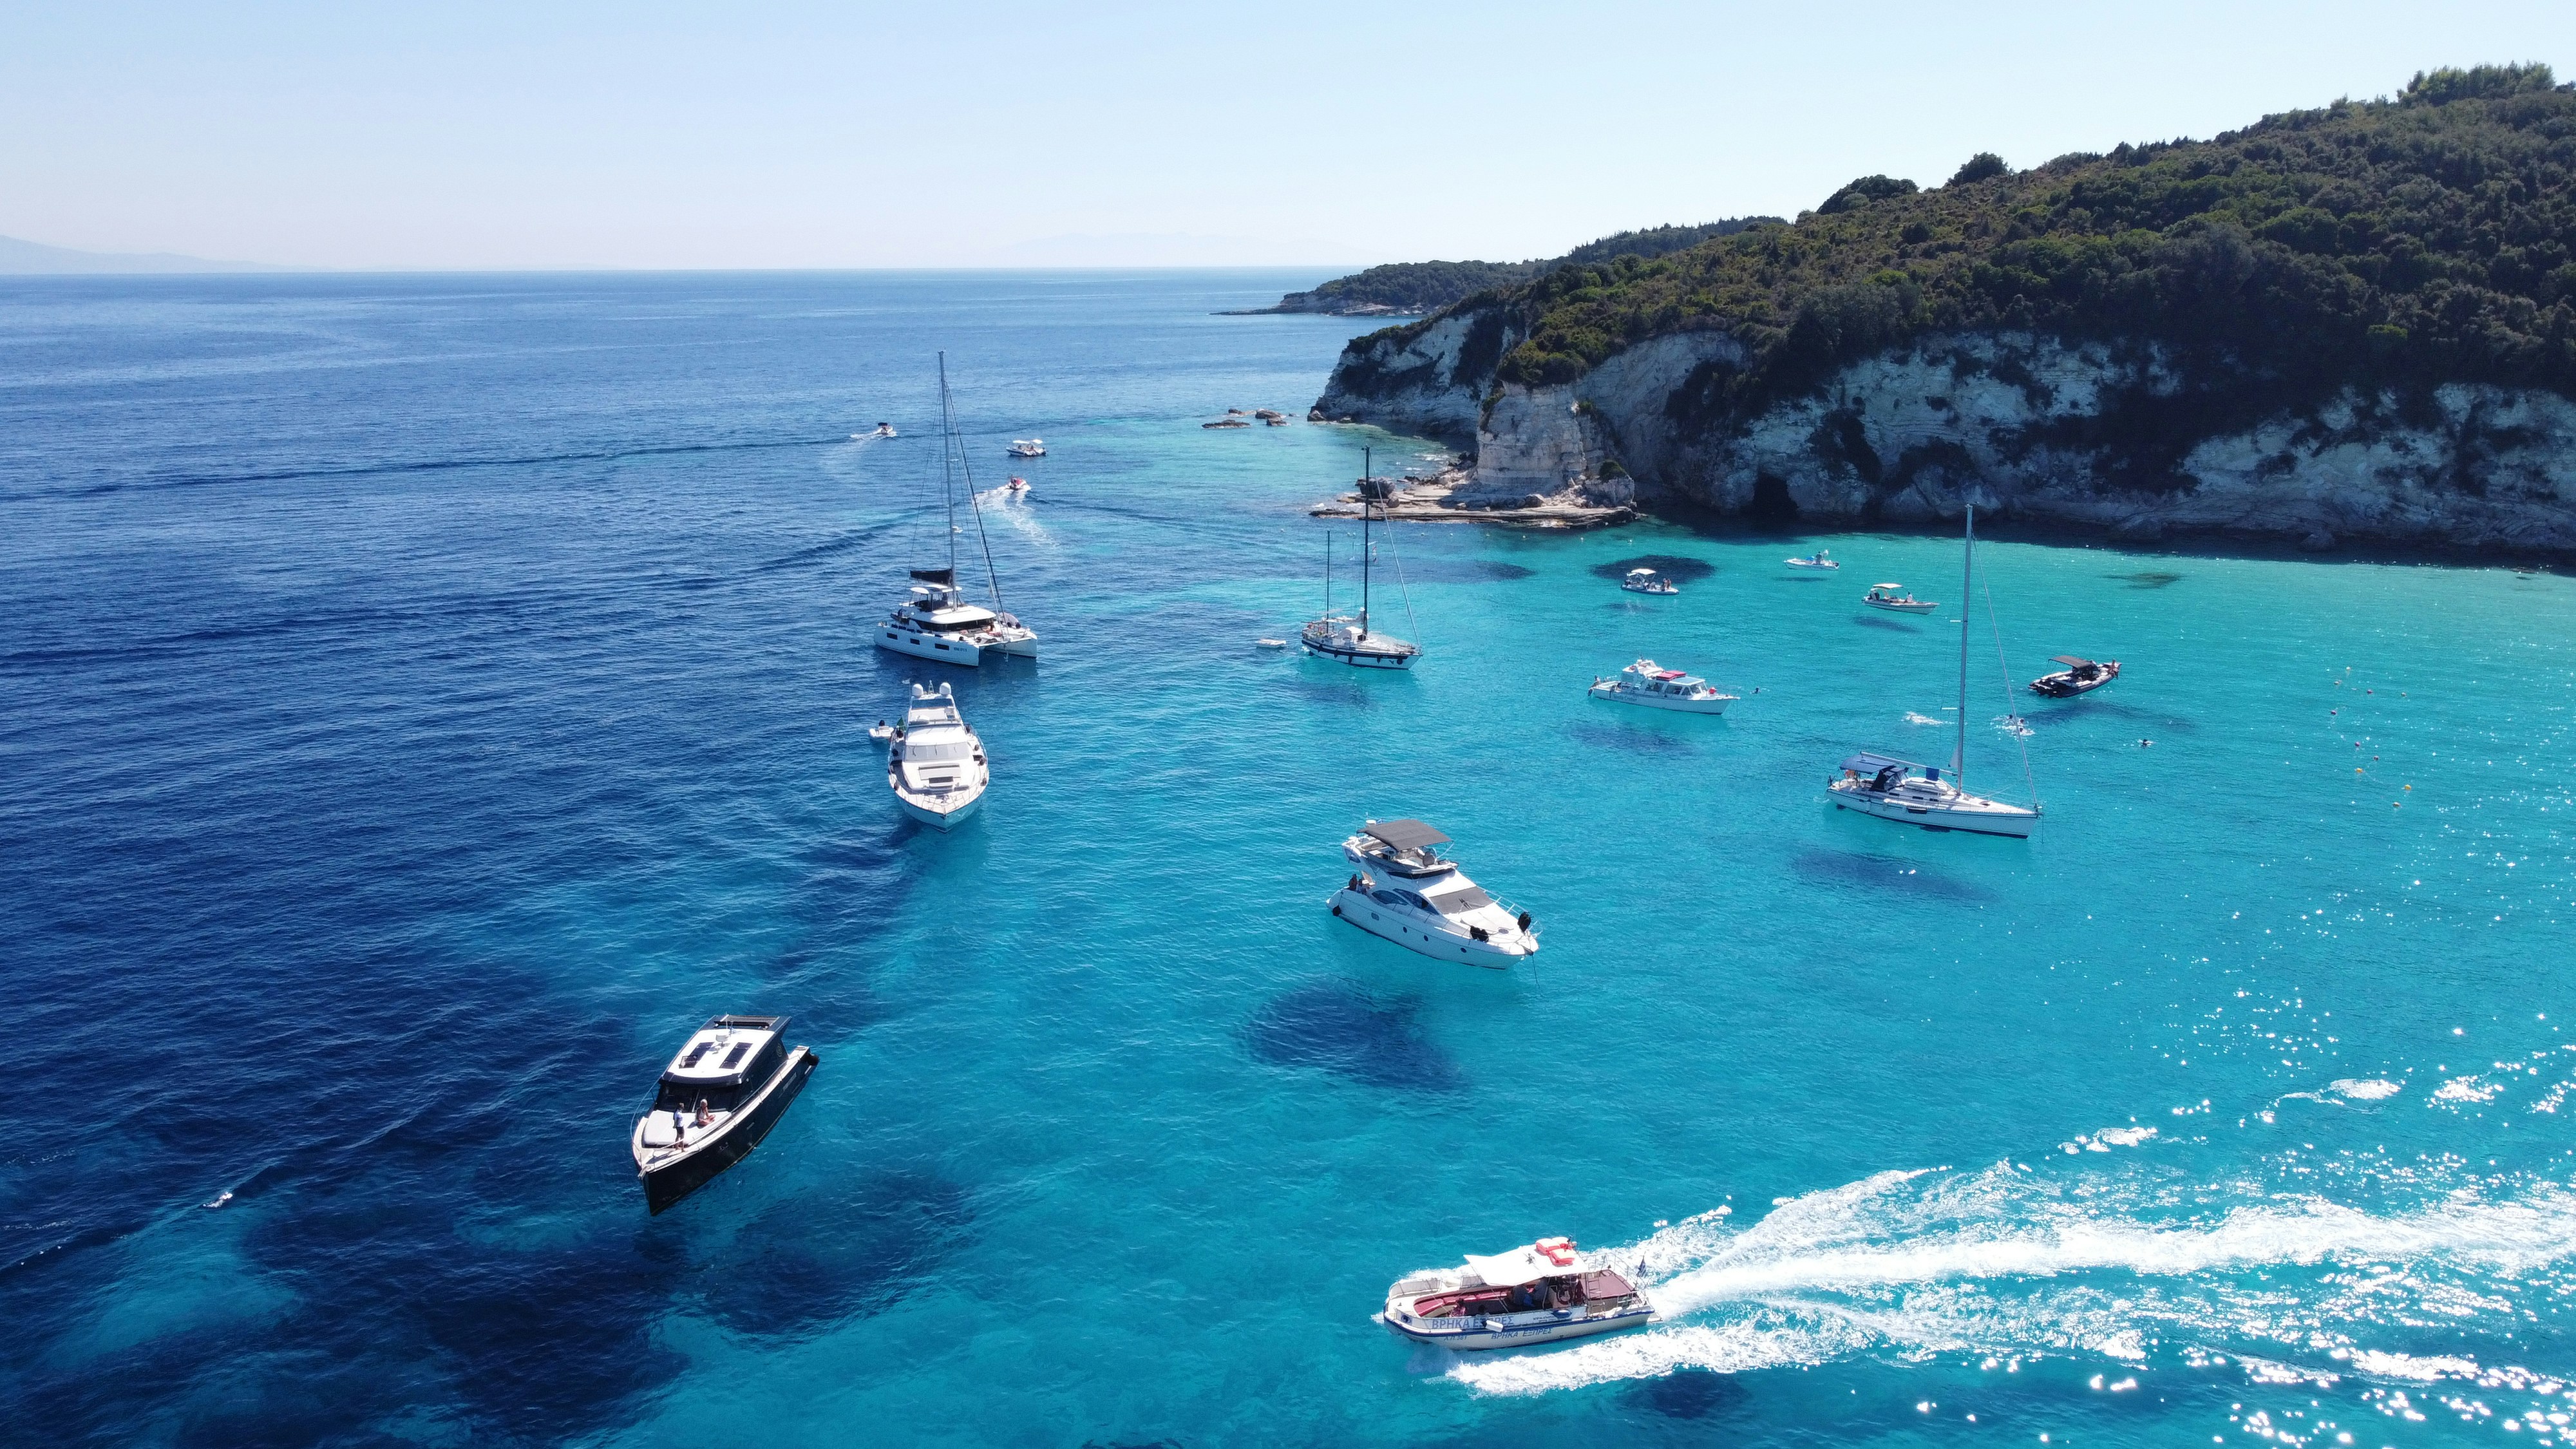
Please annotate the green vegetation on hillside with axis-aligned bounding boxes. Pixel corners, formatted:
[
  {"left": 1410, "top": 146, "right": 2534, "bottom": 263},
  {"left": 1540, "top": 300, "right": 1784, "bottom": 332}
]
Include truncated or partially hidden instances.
[
  {"left": 1441, "top": 65, "right": 2576, "bottom": 412},
  {"left": 1269, "top": 220, "right": 1781, "bottom": 314}
]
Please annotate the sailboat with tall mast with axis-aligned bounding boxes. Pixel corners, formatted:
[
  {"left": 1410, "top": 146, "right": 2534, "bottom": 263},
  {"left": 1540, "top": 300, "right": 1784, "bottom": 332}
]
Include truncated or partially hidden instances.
[
  {"left": 873, "top": 354, "right": 1039, "bottom": 667},
  {"left": 1300, "top": 448, "right": 1420, "bottom": 669},
  {"left": 1827, "top": 504, "right": 2039, "bottom": 837}
]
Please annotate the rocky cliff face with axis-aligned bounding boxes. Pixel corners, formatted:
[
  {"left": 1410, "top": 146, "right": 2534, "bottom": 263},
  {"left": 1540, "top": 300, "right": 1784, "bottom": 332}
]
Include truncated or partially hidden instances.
[{"left": 1314, "top": 305, "right": 2576, "bottom": 553}]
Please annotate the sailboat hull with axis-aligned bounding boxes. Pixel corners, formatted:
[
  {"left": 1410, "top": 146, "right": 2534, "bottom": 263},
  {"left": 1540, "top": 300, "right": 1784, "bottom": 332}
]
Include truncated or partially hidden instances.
[
  {"left": 877, "top": 630, "right": 988, "bottom": 667},
  {"left": 1828, "top": 781, "right": 2038, "bottom": 837},
  {"left": 1303, "top": 639, "right": 1417, "bottom": 669}
]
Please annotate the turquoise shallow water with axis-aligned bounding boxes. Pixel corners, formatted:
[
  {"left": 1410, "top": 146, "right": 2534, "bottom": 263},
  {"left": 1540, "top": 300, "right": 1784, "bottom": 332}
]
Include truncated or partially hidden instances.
[{"left": 5, "top": 271, "right": 2575, "bottom": 1447}]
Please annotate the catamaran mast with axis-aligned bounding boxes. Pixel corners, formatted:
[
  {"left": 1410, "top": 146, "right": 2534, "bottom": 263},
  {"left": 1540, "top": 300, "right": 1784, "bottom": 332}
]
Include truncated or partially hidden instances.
[
  {"left": 1953, "top": 503, "right": 1974, "bottom": 785},
  {"left": 936, "top": 353, "right": 960, "bottom": 575},
  {"left": 1359, "top": 446, "right": 1372, "bottom": 635}
]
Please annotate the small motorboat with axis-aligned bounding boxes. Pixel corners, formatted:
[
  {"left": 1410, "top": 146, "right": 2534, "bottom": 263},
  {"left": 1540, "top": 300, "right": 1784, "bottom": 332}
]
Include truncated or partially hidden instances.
[
  {"left": 632, "top": 1014, "right": 819, "bottom": 1215},
  {"left": 1620, "top": 567, "right": 1680, "bottom": 596},
  {"left": 1007, "top": 439, "right": 1045, "bottom": 458},
  {"left": 1382, "top": 1238, "right": 1653, "bottom": 1350},
  {"left": 1003, "top": 476, "right": 1029, "bottom": 495},
  {"left": 1330, "top": 819, "right": 1535, "bottom": 965},
  {"left": 1589, "top": 659, "right": 1737, "bottom": 714},
  {"left": 2031, "top": 655, "right": 2121, "bottom": 697},
  {"left": 888, "top": 682, "right": 989, "bottom": 830},
  {"left": 871, "top": 422, "right": 895, "bottom": 438},
  {"left": 1862, "top": 582, "right": 1937, "bottom": 614},
  {"left": 1785, "top": 549, "right": 1839, "bottom": 572}
]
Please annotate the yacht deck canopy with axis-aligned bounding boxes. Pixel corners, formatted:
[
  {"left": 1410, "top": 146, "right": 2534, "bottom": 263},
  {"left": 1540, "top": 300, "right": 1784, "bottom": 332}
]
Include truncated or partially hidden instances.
[
  {"left": 1365, "top": 819, "right": 1450, "bottom": 851},
  {"left": 1463, "top": 1246, "right": 1572, "bottom": 1287}
]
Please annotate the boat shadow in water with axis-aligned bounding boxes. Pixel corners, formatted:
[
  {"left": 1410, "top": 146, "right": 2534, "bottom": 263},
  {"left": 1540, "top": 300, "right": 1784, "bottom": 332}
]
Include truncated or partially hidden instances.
[
  {"left": 1852, "top": 614, "right": 1924, "bottom": 632},
  {"left": 678, "top": 1169, "right": 975, "bottom": 1338},
  {"left": 1285, "top": 677, "right": 1387, "bottom": 710},
  {"left": 2047, "top": 697, "right": 2197, "bottom": 733},
  {"left": 1242, "top": 980, "right": 1464, "bottom": 1092},
  {"left": 1399, "top": 558, "right": 1535, "bottom": 583},
  {"left": 1640, "top": 1367, "right": 1752, "bottom": 1419},
  {"left": 1566, "top": 721, "right": 1698, "bottom": 757},
  {"left": 1591, "top": 554, "right": 1716, "bottom": 583},
  {"left": 1790, "top": 848, "right": 2000, "bottom": 904}
]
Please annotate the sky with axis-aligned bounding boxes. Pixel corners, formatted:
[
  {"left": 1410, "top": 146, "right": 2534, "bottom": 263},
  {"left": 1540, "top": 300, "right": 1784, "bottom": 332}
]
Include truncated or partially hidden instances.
[{"left": 4, "top": 1, "right": 2573, "bottom": 271}]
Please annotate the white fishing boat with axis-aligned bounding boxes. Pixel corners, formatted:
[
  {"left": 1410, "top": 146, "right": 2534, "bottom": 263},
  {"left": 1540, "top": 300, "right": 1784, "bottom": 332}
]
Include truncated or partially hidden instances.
[
  {"left": 1620, "top": 567, "right": 1680, "bottom": 595},
  {"left": 1588, "top": 659, "right": 1737, "bottom": 714},
  {"left": 1862, "top": 582, "right": 1937, "bottom": 614},
  {"left": 886, "top": 682, "right": 987, "bottom": 830},
  {"left": 1329, "top": 819, "right": 1535, "bottom": 964},
  {"left": 632, "top": 1014, "right": 819, "bottom": 1215},
  {"left": 1007, "top": 439, "right": 1045, "bottom": 458},
  {"left": 1382, "top": 1238, "right": 1653, "bottom": 1350},
  {"left": 1300, "top": 447, "right": 1421, "bottom": 669},
  {"left": 1829, "top": 505, "right": 2040, "bottom": 837},
  {"left": 875, "top": 356, "right": 1039, "bottom": 667},
  {"left": 1785, "top": 549, "right": 1838, "bottom": 571}
]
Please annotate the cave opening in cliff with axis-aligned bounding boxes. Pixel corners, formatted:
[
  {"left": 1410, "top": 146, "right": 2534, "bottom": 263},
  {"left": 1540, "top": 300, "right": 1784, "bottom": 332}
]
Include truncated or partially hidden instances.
[{"left": 1748, "top": 472, "right": 1799, "bottom": 524}]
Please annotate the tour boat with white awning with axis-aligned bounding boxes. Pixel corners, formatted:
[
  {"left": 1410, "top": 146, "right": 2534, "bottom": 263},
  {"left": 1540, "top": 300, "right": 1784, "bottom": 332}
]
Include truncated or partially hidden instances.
[
  {"left": 1382, "top": 1237, "right": 1653, "bottom": 1350},
  {"left": 1862, "top": 583, "right": 1937, "bottom": 613},
  {"left": 1589, "top": 659, "right": 1737, "bottom": 714},
  {"left": 1329, "top": 819, "right": 1535, "bottom": 963}
]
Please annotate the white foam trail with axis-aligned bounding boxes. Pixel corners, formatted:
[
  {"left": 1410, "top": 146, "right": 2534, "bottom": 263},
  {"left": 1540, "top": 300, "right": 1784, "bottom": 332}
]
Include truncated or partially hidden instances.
[{"left": 1447, "top": 1162, "right": 2576, "bottom": 1397}]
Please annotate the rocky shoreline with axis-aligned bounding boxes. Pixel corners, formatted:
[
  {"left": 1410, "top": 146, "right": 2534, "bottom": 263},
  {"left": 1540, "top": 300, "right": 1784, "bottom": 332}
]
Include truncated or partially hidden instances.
[
  {"left": 1311, "top": 310, "right": 2576, "bottom": 556},
  {"left": 1308, "top": 462, "right": 1634, "bottom": 529}
]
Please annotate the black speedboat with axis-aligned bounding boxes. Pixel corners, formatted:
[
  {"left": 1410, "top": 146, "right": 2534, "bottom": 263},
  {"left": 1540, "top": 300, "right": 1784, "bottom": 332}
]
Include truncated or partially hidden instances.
[
  {"left": 2030, "top": 655, "right": 2121, "bottom": 697},
  {"left": 632, "top": 1014, "right": 819, "bottom": 1215}
]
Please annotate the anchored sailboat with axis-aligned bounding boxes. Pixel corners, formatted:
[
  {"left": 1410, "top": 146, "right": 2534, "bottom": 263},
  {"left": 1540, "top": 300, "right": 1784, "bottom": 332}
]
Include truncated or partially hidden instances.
[
  {"left": 1827, "top": 504, "right": 2040, "bottom": 837},
  {"left": 874, "top": 355, "right": 1039, "bottom": 667},
  {"left": 1300, "top": 448, "right": 1421, "bottom": 669}
]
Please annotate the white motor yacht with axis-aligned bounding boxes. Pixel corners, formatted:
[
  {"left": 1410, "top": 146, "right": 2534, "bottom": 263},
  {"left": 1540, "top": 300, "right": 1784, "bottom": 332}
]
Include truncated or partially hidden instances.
[
  {"left": 1620, "top": 567, "right": 1680, "bottom": 595},
  {"left": 1862, "top": 582, "right": 1937, "bottom": 613},
  {"left": 1830, "top": 504, "right": 2040, "bottom": 837},
  {"left": 1589, "top": 659, "right": 1737, "bottom": 714},
  {"left": 887, "top": 682, "right": 988, "bottom": 830},
  {"left": 1300, "top": 447, "right": 1421, "bottom": 669},
  {"left": 1382, "top": 1238, "right": 1653, "bottom": 1350},
  {"left": 1007, "top": 439, "right": 1045, "bottom": 458},
  {"left": 1785, "top": 549, "right": 1838, "bottom": 571},
  {"left": 875, "top": 356, "right": 1040, "bottom": 667},
  {"left": 632, "top": 1014, "right": 819, "bottom": 1215},
  {"left": 1329, "top": 819, "right": 1535, "bottom": 964}
]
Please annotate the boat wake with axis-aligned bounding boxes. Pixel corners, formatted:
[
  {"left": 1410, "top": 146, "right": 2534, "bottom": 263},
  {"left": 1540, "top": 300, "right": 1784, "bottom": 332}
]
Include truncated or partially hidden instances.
[{"left": 1447, "top": 1158, "right": 2576, "bottom": 1398}]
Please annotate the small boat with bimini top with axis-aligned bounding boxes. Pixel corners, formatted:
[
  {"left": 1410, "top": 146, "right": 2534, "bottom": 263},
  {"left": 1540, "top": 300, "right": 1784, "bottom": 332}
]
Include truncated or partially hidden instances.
[
  {"left": 632, "top": 1014, "right": 819, "bottom": 1215},
  {"left": 1862, "top": 583, "right": 1937, "bottom": 614},
  {"left": 1620, "top": 567, "right": 1680, "bottom": 595},
  {"left": 1785, "top": 549, "right": 1839, "bottom": 572},
  {"left": 1007, "top": 439, "right": 1045, "bottom": 457},
  {"left": 1829, "top": 504, "right": 2040, "bottom": 837},
  {"left": 1382, "top": 1238, "right": 1653, "bottom": 1350},
  {"left": 1329, "top": 819, "right": 1535, "bottom": 963},
  {"left": 2031, "top": 654, "right": 2120, "bottom": 697},
  {"left": 1589, "top": 659, "right": 1736, "bottom": 714},
  {"left": 886, "top": 682, "right": 987, "bottom": 830}
]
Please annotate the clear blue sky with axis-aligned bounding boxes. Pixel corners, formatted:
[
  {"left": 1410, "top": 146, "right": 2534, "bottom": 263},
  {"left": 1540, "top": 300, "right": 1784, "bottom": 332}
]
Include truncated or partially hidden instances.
[{"left": 4, "top": 1, "right": 2571, "bottom": 270}]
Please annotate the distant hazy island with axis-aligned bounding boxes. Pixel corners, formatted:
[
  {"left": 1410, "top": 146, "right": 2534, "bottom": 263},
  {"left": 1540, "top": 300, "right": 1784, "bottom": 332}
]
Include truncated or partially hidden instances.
[
  {"left": 1228, "top": 222, "right": 1782, "bottom": 317},
  {"left": 1308, "top": 65, "right": 2576, "bottom": 556}
]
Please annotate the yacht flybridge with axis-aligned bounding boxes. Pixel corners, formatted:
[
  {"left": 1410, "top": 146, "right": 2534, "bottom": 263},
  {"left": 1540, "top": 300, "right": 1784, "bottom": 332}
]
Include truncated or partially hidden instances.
[
  {"left": 632, "top": 1014, "right": 819, "bottom": 1215},
  {"left": 1300, "top": 447, "right": 1421, "bottom": 669},
  {"left": 1330, "top": 818, "right": 1535, "bottom": 964},
  {"left": 886, "top": 682, "right": 987, "bottom": 830},
  {"left": 1589, "top": 659, "right": 1736, "bottom": 714},
  {"left": 1829, "top": 505, "right": 2040, "bottom": 837},
  {"left": 1382, "top": 1238, "right": 1653, "bottom": 1350},
  {"left": 875, "top": 355, "right": 1037, "bottom": 668}
]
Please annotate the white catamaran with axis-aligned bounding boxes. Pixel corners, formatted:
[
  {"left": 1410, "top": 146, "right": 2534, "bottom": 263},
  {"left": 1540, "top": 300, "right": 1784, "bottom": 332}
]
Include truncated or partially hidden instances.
[
  {"left": 875, "top": 355, "right": 1039, "bottom": 668},
  {"left": 1300, "top": 448, "right": 1421, "bottom": 669},
  {"left": 1828, "top": 504, "right": 2040, "bottom": 837}
]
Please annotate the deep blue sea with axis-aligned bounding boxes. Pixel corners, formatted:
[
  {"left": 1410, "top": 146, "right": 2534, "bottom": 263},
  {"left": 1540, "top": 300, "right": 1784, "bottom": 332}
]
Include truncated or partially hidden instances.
[{"left": 5, "top": 271, "right": 2575, "bottom": 1448}]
